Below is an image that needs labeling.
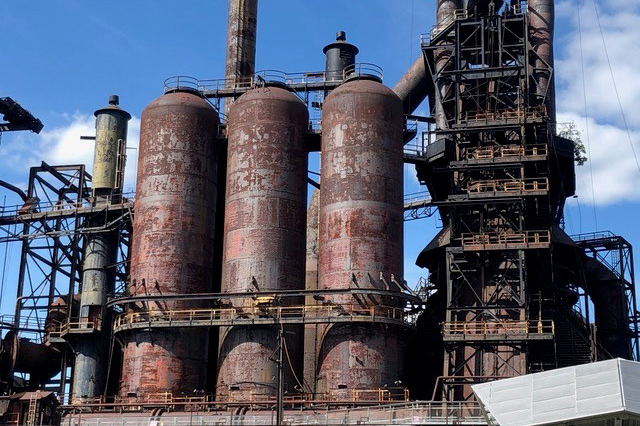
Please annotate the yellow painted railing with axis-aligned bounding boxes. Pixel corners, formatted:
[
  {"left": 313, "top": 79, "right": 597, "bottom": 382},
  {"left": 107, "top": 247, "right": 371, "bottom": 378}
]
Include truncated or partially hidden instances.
[
  {"left": 442, "top": 320, "right": 555, "bottom": 336},
  {"left": 461, "top": 230, "right": 551, "bottom": 251},
  {"left": 467, "top": 178, "right": 549, "bottom": 195},
  {"left": 113, "top": 304, "right": 411, "bottom": 331},
  {"left": 466, "top": 144, "right": 547, "bottom": 161}
]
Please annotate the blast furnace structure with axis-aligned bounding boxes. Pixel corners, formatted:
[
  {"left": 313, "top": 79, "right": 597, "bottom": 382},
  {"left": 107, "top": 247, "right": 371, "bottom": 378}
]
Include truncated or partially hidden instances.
[{"left": 0, "top": 0, "right": 637, "bottom": 425}]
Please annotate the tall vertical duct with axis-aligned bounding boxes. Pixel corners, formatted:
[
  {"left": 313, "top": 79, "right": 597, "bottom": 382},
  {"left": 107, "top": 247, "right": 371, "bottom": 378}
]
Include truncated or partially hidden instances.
[
  {"left": 303, "top": 189, "right": 320, "bottom": 394},
  {"left": 528, "top": 0, "right": 556, "bottom": 123},
  {"left": 316, "top": 77, "right": 404, "bottom": 398},
  {"left": 435, "top": 0, "right": 462, "bottom": 129},
  {"left": 216, "top": 83, "right": 308, "bottom": 402},
  {"left": 72, "top": 95, "right": 130, "bottom": 403},
  {"left": 121, "top": 90, "right": 220, "bottom": 396},
  {"left": 224, "top": 0, "right": 258, "bottom": 116}
]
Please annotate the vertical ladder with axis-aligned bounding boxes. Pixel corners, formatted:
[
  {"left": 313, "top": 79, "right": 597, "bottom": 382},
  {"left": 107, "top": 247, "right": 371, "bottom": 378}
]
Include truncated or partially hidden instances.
[{"left": 26, "top": 391, "right": 39, "bottom": 426}]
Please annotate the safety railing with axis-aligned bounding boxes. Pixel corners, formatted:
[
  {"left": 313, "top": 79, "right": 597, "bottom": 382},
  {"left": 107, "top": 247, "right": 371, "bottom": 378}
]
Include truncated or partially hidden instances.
[
  {"left": 404, "top": 191, "right": 432, "bottom": 209},
  {"left": 113, "top": 304, "right": 413, "bottom": 332},
  {"left": 461, "top": 230, "right": 551, "bottom": 251},
  {"left": 466, "top": 178, "right": 549, "bottom": 196},
  {"left": 0, "top": 192, "right": 134, "bottom": 219},
  {"left": 461, "top": 109, "right": 544, "bottom": 126},
  {"left": 465, "top": 144, "right": 547, "bottom": 162},
  {"left": 47, "top": 317, "right": 102, "bottom": 339},
  {"left": 0, "top": 314, "right": 45, "bottom": 331},
  {"left": 571, "top": 231, "right": 617, "bottom": 242},
  {"left": 421, "top": 13, "right": 456, "bottom": 45},
  {"left": 60, "top": 401, "right": 486, "bottom": 424},
  {"left": 443, "top": 320, "right": 555, "bottom": 338},
  {"left": 343, "top": 63, "right": 384, "bottom": 81},
  {"left": 165, "top": 69, "right": 347, "bottom": 95}
]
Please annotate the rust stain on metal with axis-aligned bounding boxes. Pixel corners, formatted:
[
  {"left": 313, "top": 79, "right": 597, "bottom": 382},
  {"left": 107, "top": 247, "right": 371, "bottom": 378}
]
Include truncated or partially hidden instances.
[
  {"left": 224, "top": 0, "right": 258, "bottom": 115},
  {"left": 122, "top": 91, "right": 220, "bottom": 396},
  {"left": 317, "top": 79, "right": 404, "bottom": 399},
  {"left": 217, "top": 85, "right": 308, "bottom": 402},
  {"left": 435, "top": 0, "right": 462, "bottom": 130},
  {"left": 303, "top": 190, "right": 320, "bottom": 394},
  {"left": 528, "top": 0, "right": 556, "bottom": 121}
]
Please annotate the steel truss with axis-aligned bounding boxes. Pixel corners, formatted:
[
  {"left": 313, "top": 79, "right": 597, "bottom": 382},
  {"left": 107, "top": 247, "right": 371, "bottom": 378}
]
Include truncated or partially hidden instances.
[
  {"left": 0, "top": 163, "right": 132, "bottom": 395},
  {"left": 573, "top": 232, "right": 640, "bottom": 361},
  {"left": 417, "top": 6, "right": 580, "bottom": 400}
]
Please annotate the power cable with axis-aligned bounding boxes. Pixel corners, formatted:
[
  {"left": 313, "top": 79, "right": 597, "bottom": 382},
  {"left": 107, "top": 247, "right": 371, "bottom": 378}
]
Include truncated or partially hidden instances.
[
  {"left": 591, "top": 0, "right": 640, "bottom": 175},
  {"left": 280, "top": 322, "right": 306, "bottom": 394},
  {"left": 576, "top": 0, "right": 598, "bottom": 229},
  {"left": 0, "top": 196, "right": 10, "bottom": 310}
]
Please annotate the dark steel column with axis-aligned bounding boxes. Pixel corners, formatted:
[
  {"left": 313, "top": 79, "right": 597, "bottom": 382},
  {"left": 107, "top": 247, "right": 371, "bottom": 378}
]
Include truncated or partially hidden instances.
[
  {"left": 303, "top": 190, "right": 320, "bottom": 394},
  {"left": 72, "top": 96, "right": 130, "bottom": 402}
]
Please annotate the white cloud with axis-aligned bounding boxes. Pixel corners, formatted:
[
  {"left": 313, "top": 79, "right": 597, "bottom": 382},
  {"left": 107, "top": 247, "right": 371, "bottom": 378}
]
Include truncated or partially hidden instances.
[
  {"left": 559, "top": 112, "right": 640, "bottom": 205},
  {"left": 556, "top": 0, "right": 640, "bottom": 205},
  {"left": 0, "top": 113, "right": 140, "bottom": 194}
]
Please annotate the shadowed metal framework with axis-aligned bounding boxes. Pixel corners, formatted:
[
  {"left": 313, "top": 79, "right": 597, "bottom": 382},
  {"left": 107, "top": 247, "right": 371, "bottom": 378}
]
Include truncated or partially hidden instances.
[
  {"left": 411, "top": 1, "right": 639, "bottom": 401},
  {"left": 0, "top": 164, "right": 132, "bottom": 398}
]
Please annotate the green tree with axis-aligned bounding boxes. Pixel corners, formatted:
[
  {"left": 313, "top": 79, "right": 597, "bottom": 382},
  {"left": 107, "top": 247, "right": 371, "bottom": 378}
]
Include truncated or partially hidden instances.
[{"left": 558, "top": 122, "right": 588, "bottom": 166}]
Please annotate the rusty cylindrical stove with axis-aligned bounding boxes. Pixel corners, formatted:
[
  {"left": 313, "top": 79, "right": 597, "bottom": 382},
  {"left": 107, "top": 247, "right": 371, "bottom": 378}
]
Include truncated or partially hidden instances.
[
  {"left": 121, "top": 90, "right": 221, "bottom": 396},
  {"left": 217, "top": 83, "right": 308, "bottom": 402},
  {"left": 317, "top": 77, "right": 405, "bottom": 399}
]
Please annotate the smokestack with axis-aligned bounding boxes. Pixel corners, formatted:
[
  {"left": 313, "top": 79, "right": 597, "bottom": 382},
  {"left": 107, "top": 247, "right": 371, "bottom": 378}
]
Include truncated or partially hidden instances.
[
  {"left": 528, "top": 0, "right": 556, "bottom": 124},
  {"left": 224, "top": 0, "right": 258, "bottom": 116}
]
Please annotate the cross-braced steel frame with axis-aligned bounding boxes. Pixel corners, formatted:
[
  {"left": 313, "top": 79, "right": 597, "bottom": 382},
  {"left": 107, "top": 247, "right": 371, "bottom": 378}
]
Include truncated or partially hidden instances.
[
  {"left": 419, "top": 6, "right": 581, "bottom": 400},
  {"left": 0, "top": 163, "right": 132, "bottom": 395}
]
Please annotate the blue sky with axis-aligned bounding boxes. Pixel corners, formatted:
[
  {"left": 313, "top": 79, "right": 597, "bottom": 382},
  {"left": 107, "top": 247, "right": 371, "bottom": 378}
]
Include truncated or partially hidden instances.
[{"left": 1, "top": 0, "right": 639, "bottom": 307}]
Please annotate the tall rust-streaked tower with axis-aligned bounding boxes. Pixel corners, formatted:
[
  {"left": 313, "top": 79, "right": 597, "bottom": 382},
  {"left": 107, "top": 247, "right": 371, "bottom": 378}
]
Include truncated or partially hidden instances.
[
  {"left": 528, "top": 0, "right": 556, "bottom": 123},
  {"left": 224, "top": 0, "right": 258, "bottom": 116},
  {"left": 317, "top": 78, "right": 405, "bottom": 398},
  {"left": 121, "top": 90, "right": 221, "bottom": 396},
  {"left": 73, "top": 95, "right": 130, "bottom": 402},
  {"left": 434, "top": 0, "right": 463, "bottom": 129},
  {"left": 217, "top": 84, "right": 308, "bottom": 402}
]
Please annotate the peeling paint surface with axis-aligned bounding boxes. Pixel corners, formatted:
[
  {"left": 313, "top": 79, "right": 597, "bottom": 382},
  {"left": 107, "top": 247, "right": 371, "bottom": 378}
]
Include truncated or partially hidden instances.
[
  {"left": 122, "top": 91, "right": 220, "bottom": 396},
  {"left": 217, "top": 86, "right": 308, "bottom": 401},
  {"left": 317, "top": 79, "right": 405, "bottom": 398}
]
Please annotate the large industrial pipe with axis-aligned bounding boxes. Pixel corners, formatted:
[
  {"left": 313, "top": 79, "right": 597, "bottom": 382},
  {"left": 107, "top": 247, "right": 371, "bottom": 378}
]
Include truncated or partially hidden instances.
[
  {"left": 224, "top": 0, "right": 258, "bottom": 115},
  {"left": 317, "top": 78, "right": 404, "bottom": 398},
  {"left": 121, "top": 90, "right": 221, "bottom": 396},
  {"left": 583, "top": 258, "right": 632, "bottom": 359},
  {"left": 72, "top": 95, "right": 130, "bottom": 403},
  {"left": 528, "top": 0, "right": 556, "bottom": 123},
  {"left": 392, "top": 56, "right": 429, "bottom": 115},
  {"left": 0, "top": 331, "right": 61, "bottom": 388},
  {"left": 393, "top": 1, "right": 462, "bottom": 119},
  {"left": 216, "top": 84, "right": 308, "bottom": 402}
]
